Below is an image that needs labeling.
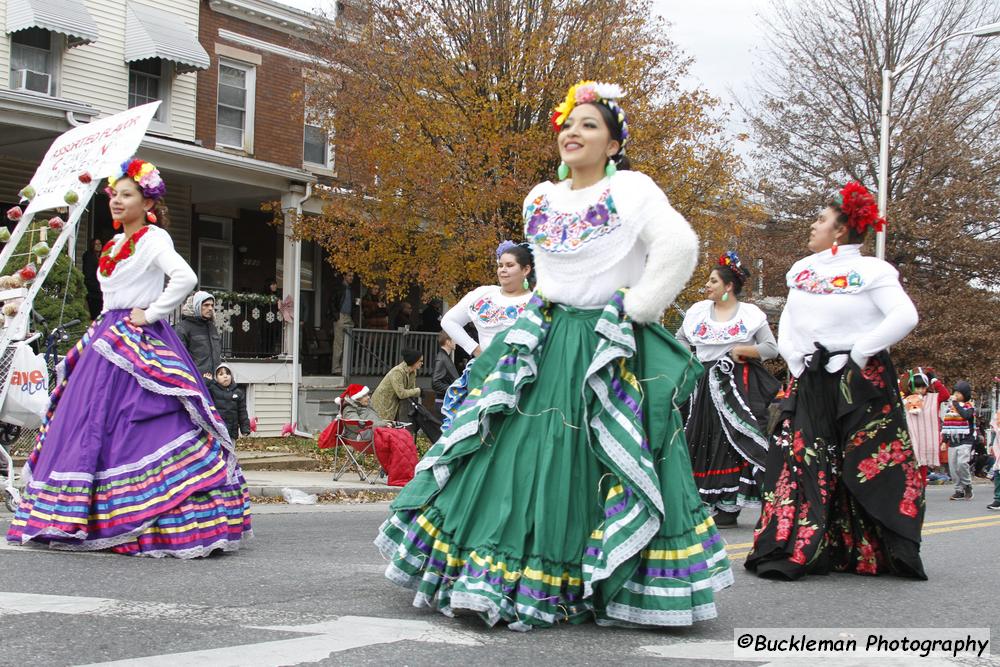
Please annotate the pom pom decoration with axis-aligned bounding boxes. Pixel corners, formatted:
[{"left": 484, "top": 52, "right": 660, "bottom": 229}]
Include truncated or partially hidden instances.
[
  {"left": 0, "top": 228, "right": 10, "bottom": 243},
  {"left": 0, "top": 274, "right": 22, "bottom": 289},
  {"left": 31, "top": 241, "right": 50, "bottom": 259},
  {"left": 64, "top": 190, "right": 79, "bottom": 205},
  {"left": 48, "top": 216, "right": 64, "bottom": 231},
  {"left": 78, "top": 172, "right": 92, "bottom": 184},
  {"left": 18, "top": 185, "right": 35, "bottom": 201},
  {"left": 6, "top": 206, "right": 23, "bottom": 222},
  {"left": 18, "top": 263, "right": 37, "bottom": 282},
  {"left": 2, "top": 303, "right": 19, "bottom": 317},
  {"left": 833, "top": 181, "right": 886, "bottom": 235}
]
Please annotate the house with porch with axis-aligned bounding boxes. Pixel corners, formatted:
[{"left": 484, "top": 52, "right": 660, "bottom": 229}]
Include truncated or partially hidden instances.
[{"left": 0, "top": 0, "right": 441, "bottom": 436}]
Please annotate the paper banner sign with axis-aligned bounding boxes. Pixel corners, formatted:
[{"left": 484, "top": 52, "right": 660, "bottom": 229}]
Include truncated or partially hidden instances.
[{"left": 23, "top": 101, "right": 161, "bottom": 216}]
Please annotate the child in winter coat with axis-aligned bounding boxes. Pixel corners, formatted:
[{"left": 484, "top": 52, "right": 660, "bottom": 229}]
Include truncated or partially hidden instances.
[
  {"left": 209, "top": 363, "right": 251, "bottom": 441},
  {"left": 941, "top": 380, "right": 976, "bottom": 501}
]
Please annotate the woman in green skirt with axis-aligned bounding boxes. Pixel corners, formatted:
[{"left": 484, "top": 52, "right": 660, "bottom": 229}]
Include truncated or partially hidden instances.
[{"left": 375, "top": 81, "right": 733, "bottom": 630}]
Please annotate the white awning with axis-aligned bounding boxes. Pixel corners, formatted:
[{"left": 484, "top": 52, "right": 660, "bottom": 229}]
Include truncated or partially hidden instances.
[
  {"left": 6, "top": 0, "right": 100, "bottom": 47},
  {"left": 125, "top": 4, "right": 211, "bottom": 74}
]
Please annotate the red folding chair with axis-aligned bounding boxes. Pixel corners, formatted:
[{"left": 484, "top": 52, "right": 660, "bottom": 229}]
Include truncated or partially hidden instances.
[{"left": 317, "top": 415, "right": 382, "bottom": 483}]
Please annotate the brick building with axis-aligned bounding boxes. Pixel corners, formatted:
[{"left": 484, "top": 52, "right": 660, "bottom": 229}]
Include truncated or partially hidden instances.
[{"left": 0, "top": 0, "right": 361, "bottom": 434}]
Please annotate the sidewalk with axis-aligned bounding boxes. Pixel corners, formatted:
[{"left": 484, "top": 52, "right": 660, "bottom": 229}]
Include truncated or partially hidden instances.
[
  {"left": 238, "top": 451, "right": 401, "bottom": 499},
  {"left": 243, "top": 469, "right": 401, "bottom": 499}
]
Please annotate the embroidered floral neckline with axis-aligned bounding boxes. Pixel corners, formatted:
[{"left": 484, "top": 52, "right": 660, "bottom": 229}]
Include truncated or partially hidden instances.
[
  {"left": 472, "top": 294, "right": 527, "bottom": 326},
  {"left": 524, "top": 188, "right": 621, "bottom": 254},
  {"left": 99, "top": 225, "right": 152, "bottom": 277}
]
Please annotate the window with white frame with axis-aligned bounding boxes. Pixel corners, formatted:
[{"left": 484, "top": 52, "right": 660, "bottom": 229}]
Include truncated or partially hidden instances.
[
  {"left": 302, "top": 82, "right": 333, "bottom": 170},
  {"left": 198, "top": 240, "right": 234, "bottom": 292},
  {"left": 9, "top": 28, "right": 57, "bottom": 95},
  {"left": 303, "top": 122, "right": 331, "bottom": 168},
  {"left": 198, "top": 216, "right": 233, "bottom": 291},
  {"left": 217, "top": 59, "right": 255, "bottom": 151},
  {"left": 128, "top": 59, "right": 170, "bottom": 122}
]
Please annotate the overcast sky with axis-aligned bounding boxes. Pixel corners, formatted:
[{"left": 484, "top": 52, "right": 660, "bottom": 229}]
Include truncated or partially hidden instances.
[{"left": 274, "top": 0, "right": 776, "bottom": 146}]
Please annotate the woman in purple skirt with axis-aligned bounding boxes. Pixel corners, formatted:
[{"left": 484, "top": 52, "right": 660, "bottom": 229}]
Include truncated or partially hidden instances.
[{"left": 6, "top": 157, "right": 252, "bottom": 557}]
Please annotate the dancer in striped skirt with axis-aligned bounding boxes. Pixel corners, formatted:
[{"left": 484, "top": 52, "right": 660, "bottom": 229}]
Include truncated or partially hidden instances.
[
  {"left": 7, "top": 157, "right": 251, "bottom": 557},
  {"left": 376, "top": 81, "right": 732, "bottom": 630}
]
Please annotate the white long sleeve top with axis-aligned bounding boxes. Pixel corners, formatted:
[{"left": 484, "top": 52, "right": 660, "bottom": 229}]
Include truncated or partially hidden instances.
[
  {"left": 98, "top": 225, "right": 198, "bottom": 323},
  {"left": 522, "top": 170, "right": 697, "bottom": 320},
  {"left": 440, "top": 284, "right": 531, "bottom": 355},
  {"left": 677, "top": 300, "right": 778, "bottom": 362},
  {"left": 777, "top": 244, "right": 918, "bottom": 376}
]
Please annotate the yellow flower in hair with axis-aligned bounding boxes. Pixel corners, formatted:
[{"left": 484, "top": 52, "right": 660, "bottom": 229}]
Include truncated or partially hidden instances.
[{"left": 551, "top": 82, "right": 584, "bottom": 130}]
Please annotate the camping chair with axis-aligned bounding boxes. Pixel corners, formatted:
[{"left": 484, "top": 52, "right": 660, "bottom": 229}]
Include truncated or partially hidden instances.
[{"left": 317, "top": 412, "right": 382, "bottom": 484}]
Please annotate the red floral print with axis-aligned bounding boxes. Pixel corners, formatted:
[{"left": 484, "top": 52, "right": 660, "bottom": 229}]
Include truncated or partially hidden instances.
[{"left": 861, "top": 358, "right": 886, "bottom": 388}]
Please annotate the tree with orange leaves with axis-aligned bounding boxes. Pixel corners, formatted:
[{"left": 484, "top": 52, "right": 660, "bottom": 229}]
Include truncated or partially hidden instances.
[{"left": 301, "top": 0, "right": 751, "bottom": 305}]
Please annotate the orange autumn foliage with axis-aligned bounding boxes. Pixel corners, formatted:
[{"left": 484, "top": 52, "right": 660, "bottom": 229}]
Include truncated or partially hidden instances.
[{"left": 299, "top": 0, "right": 752, "bottom": 304}]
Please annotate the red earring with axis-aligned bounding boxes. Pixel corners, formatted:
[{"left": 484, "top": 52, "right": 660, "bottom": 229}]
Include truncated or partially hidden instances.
[
  {"left": 146, "top": 210, "right": 157, "bottom": 224},
  {"left": 831, "top": 239, "right": 839, "bottom": 256},
  {"left": 113, "top": 219, "right": 122, "bottom": 230}
]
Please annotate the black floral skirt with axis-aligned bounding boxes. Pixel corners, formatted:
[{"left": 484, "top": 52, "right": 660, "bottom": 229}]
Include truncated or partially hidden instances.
[
  {"left": 745, "top": 348, "right": 926, "bottom": 580},
  {"left": 685, "top": 359, "right": 780, "bottom": 512}
]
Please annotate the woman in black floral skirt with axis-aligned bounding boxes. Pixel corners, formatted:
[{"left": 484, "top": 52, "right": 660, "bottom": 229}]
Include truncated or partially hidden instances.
[{"left": 745, "top": 182, "right": 926, "bottom": 580}]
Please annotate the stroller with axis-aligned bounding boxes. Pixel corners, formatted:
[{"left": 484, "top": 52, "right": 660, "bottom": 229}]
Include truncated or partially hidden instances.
[{"left": 408, "top": 397, "right": 442, "bottom": 444}]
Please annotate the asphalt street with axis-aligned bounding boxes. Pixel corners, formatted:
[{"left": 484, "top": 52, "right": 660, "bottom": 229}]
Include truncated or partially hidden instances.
[{"left": 1, "top": 484, "right": 998, "bottom": 666}]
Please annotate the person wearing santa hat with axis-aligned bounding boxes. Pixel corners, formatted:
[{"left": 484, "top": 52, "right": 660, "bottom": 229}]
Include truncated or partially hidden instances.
[{"left": 336, "top": 384, "right": 388, "bottom": 441}]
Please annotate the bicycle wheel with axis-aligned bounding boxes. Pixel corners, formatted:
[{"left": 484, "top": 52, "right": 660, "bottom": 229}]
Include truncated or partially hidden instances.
[{"left": 3, "top": 488, "right": 17, "bottom": 513}]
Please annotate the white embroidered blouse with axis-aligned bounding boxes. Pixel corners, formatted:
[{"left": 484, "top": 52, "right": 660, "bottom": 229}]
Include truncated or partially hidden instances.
[
  {"left": 98, "top": 225, "right": 197, "bottom": 323},
  {"left": 522, "top": 170, "right": 697, "bottom": 321},
  {"left": 778, "top": 244, "right": 918, "bottom": 376},
  {"left": 677, "top": 300, "right": 778, "bottom": 362},
  {"left": 440, "top": 284, "right": 532, "bottom": 355}
]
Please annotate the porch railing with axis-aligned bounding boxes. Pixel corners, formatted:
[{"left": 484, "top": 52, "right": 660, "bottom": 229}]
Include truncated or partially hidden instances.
[{"left": 345, "top": 328, "right": 438, "bottom": 378}]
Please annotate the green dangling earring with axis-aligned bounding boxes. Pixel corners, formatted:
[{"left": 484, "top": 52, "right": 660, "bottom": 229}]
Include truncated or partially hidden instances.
[
  {"left": 557, "top": 162, "right": 570, "bottom": 180},
  {"left": 522, "top": 277, "right": 530, "bottom": 290},
  {"left": 605, "top": 159, "right": 617, "bottom": 178},
  {"left": 721, "top": 292, "right": 729, "bottom": 302}
]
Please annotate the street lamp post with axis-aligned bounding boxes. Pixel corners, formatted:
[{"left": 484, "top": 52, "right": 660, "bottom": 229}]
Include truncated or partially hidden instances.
[{"left": 875, "top": 21, "right": 1000, "bottom": 260}]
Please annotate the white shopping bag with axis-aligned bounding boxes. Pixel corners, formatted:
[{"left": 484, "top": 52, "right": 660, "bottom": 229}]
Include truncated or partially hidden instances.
[{"left": 0, "top": 344, "right": 49, "bottom": 427}]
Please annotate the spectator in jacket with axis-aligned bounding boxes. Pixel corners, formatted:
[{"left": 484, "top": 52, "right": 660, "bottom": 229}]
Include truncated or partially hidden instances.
[
  {"left": 336, "top": 383, "right": 388, "bottom": 442},
  {"left": 208, "top": 363, "right": 251, "bottom": 442},
  {"left": 174, "top": 291, "right": 222, "bottom": 379},
  {"left": 362, "top": 285, "right": 390, "bottom": 329},
  {"left": 330, "top": 272, "right": 356, "bottom": 375},
  {"left": 432, "top": 331, "right": 459, "bottom": 399},
  {"left": 371, "top": 348, "right": 423, "bottom": 422}
]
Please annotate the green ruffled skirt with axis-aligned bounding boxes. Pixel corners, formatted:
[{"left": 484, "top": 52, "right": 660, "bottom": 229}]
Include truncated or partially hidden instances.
[{"left": 374, "top": 291, "right": 733, "bottom": 628}]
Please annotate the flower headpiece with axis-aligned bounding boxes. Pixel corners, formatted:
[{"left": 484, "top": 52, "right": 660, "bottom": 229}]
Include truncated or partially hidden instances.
[
  {"left": 496, "top": 239, "right": 517, "bottom": 260},
  {"left": 718, "top": 250, "right": 750, "bottom": 281},
  {"left": 832, "top": 181, "right": 885, "bottom": 235},
  {"left": 106, "top": 157, "right": 166, "bottom": 200},
  {"left": 550, "top": 81, "right": 630, "bottom": 154}
]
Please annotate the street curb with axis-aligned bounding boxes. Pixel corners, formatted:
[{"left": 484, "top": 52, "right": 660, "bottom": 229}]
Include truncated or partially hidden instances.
[{"left": 247, "top": 485, "right": 401, "bottom": 498}]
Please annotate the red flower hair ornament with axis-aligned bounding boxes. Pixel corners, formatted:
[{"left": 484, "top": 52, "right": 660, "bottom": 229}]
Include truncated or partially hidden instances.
[{"left": 833, "top": 181, "right": 886, "bottom": 234}]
